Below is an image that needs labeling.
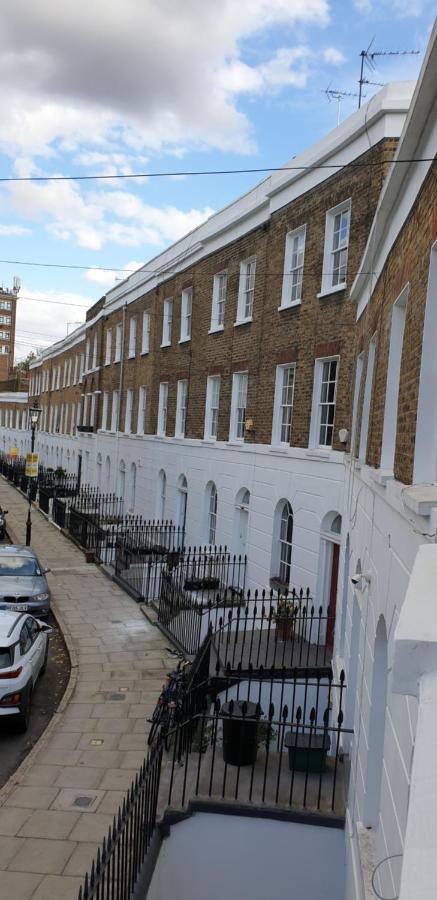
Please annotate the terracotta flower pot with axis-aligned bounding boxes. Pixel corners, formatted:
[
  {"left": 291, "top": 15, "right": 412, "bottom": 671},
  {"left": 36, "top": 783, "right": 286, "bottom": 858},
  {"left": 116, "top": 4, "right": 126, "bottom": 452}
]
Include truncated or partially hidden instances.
[{"left": 275, "top": 617, "right": 294, "bottom": 641}]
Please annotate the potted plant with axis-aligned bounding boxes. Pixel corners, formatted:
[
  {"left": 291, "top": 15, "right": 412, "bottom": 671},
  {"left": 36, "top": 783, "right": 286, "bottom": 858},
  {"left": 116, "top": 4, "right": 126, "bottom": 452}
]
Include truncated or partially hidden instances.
[{"left": 274, "top": 598, "right": 298, "bottom": 641}]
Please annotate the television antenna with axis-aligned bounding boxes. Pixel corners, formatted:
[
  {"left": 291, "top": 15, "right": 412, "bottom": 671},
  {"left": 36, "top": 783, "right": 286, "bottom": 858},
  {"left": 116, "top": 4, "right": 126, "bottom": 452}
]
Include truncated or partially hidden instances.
[
  {"left": 358, "top": 39, "right": 420, "bottom": 108},
  {"left": 324, "top": 85, "right": 360, "bottom": 126}
]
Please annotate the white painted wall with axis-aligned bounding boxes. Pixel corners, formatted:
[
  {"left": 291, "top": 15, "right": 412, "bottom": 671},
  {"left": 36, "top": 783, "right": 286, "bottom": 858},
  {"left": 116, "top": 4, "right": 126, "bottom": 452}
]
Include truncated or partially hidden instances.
[
  {"left": 148, "top": 813, "right": 346, "bottom": 900},
  {"left": 3, "top": 425, "right": 344, "bottom": 604},
  {"left": 335, "top": 460, "right": 425, "bottom": 900}
]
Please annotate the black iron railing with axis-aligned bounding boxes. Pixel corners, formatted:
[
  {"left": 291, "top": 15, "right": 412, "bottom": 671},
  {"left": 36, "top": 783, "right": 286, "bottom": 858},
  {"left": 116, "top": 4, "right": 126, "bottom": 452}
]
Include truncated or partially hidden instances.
[
  {"left": 78, "top": 657, "right": 351, "bottom": 900},
  {"left": 78, "top": 742, "right": 163, "bottom": 900},
  {"left": 113, "top": 524, "right": 186, "bottom": 597}
]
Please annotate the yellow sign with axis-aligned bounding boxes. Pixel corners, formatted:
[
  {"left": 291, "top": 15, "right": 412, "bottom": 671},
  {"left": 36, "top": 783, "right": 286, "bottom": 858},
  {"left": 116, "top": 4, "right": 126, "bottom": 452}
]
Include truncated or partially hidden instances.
[
  {"left": 9, "top": 447, "right": 18, "bottom": 458},
  {"left": 25, "top": 453, "right": 39, "bottom": 478}
]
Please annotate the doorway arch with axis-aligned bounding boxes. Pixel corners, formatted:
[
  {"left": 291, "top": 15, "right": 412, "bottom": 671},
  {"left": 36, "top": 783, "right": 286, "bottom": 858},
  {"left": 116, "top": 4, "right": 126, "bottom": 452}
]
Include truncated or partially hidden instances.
[
  {"left": 320, "top": 512, "right": 342, "bottom": 650},
  {"left": 233, "top": 488, "right": 250, "bottom": 559}
]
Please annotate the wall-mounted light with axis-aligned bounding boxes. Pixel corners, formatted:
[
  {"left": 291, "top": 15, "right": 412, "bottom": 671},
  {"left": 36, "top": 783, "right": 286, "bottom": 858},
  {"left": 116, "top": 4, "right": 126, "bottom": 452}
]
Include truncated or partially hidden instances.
[
  {"left": 338, "top": 428, "right": 349, "bottom": 444},
  {"left": 245, "top": 418, "right": 255, "bottom": 433}
]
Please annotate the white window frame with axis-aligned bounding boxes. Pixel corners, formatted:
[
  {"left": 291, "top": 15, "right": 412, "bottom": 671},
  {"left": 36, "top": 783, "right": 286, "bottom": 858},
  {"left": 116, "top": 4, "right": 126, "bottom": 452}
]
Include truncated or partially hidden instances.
[
  {"left": 319, "top": 199, "right": 351, "bottom": 297},
  {"left": 137, "top": 387, "right": 147, "bottom": 435},
  {"left": 101, "top": 392, "right": 109, "bottom": 431},
  {"left": 92, "top": 335, "right": 98, "bottom": 370},
  {"left": 210, "top": 272, "right": 227, "bottom": 333},
  {"left": 278, "top": 501, "right": 293, "bottom": 585},
  {"left": 162, "top": 299, "right": 173, "bottom": 347},
  {"left": 272, "top": 364, "right": 296, "bottom": 446},
  {"left": 111, "top": 390, "right": 119, "bottom": 433},
  {"left": 141, "top": 311, "right": 150, "bottom": 354},
  {"left": 350, "top": 354, "right": 364, "bottom": 457},
  {"left": 70, "top": 402, "right": 75, "bottom": 434},
  {"left": 180, "top": 289, "right": 192, "bottom": 342},
  {"left": 380, "top": 286, "right": 408, "bottom": 471},
  {"left": 175, "top": 380, "right": 187, "bottom": 437},
  {"left": 309, "top": 357, "right": 339, "bottom": 449},
  {"left": 105, "top": 329, "right": 112, "bottom": 365},
  {"left": 157, "top": 383, "right": 168, "bottom": 436},
  {"left": 125, "top": 389, "right": 133, "bottom": 434},
  {"left": 230, "top": 372, "right": 248, "bottom": 442},
  {"left": 207, "top": 483, "right": 218, "bottom": 545},
  {"left": 128, "top": 317, "right": 137, "bottom": 358},
  {"left": 359, "top": 335, "right": 377, "bottom": 463},
  {"left": 204, "top": 376, "right": 220, "bottom": 440},
  {"left": 280, "top": 226, "right": 306, "bottom": 309},
  {"left": 235, "top": 257, "right": 256, "bottom": 325},
  {"left": 114, "top": 324, "right": 123, "bottom": 363}
]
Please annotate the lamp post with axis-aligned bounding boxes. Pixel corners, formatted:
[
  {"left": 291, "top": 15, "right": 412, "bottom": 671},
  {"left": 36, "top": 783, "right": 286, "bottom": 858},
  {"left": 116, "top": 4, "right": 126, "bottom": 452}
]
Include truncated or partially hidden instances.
[{"left": 26, "top": 404, "right": 41, "bottom": 546}]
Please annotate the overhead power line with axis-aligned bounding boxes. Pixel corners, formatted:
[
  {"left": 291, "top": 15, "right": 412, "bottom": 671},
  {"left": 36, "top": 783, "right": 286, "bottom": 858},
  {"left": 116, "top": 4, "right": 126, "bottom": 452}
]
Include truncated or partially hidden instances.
[{"left": 0, "top": 157, "right": 433, "bottom": 184}]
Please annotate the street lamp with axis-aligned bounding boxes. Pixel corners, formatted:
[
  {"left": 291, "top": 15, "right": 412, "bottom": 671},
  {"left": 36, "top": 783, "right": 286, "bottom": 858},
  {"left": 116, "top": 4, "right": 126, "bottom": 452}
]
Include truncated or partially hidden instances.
[{"left": 26, "top": 404, "right": 41, "bottom": 546}]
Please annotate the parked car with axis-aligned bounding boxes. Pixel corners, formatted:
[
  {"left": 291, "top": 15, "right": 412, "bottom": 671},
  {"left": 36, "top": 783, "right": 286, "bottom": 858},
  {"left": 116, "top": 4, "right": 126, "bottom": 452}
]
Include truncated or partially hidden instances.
[
  {"left": 0, "top": 508, "right": 7, "bottom": 541},
  {"left": 0, "top": 546, "right": 51, "bottom": 617},
  {"left": 0, "top": 610, "right": 51, "bottom": 731}
]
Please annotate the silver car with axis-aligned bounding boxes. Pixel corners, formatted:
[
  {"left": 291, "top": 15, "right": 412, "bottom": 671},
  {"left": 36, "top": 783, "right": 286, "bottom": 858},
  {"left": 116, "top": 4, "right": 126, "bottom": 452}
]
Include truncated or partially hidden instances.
[{"left": 0, "top": 546, "right": 51, "bottom": 617}]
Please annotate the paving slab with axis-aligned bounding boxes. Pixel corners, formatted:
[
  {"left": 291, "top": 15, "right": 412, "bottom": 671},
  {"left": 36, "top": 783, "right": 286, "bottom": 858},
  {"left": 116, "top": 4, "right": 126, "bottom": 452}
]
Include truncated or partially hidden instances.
[{"left": 0, "top": 479, "right": 169, "bottom": 898}]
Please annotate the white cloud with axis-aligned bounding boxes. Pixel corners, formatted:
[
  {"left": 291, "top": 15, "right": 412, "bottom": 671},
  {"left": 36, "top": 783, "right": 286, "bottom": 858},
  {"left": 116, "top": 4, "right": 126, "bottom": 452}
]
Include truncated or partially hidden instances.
[
  {"left": 221, "top": 46, "right": 312, "bottom": 94},
  {"left": 3, "top": 176, "right": 214, "bottom": 251},
  {"left": 0, "top": 224, "right": 31, "bottom": 236},
  {"left": 353, "top": 0, "right": 423, "bottom": 14},
  {"left": 85, "top": 260, "right": 144, "bottom": 288},
  {"left": 323, "top": 47, "right": 345, "bottom": 65},
  {"left": 15, "top": 285, "right": 90, "bottom": 360},
  {"left": 0, "top": 0, "right": 329, "bottom": 159}
]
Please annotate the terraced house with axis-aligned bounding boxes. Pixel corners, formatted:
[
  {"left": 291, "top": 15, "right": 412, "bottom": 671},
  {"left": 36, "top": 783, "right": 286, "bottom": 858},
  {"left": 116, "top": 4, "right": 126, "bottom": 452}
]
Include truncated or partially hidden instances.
[{"left": 1, "top": 28, "right": 436, "bottom": 898}]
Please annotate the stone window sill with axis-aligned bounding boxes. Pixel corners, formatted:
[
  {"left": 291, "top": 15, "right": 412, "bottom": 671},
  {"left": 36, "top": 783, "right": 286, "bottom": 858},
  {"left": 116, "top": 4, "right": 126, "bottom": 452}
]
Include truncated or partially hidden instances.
[{"left": 317, "top": 283, "right": 347, "bottom": 299}]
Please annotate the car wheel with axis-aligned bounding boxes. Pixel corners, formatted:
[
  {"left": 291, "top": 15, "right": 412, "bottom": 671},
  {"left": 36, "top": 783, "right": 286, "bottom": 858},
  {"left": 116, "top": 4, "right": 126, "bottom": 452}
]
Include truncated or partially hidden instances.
[
  {"left": 40, "top": 641, "right": 49, "bottom": 675},
  {"left": 15, "top": 685, "right": 32, "bottom": 733}
]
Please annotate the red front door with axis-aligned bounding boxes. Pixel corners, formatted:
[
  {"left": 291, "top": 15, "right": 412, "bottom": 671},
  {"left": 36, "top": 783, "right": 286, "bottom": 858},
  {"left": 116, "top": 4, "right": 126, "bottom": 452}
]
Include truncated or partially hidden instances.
[{"left": 326, "top": 542, "right": 339, "bottom": 651}]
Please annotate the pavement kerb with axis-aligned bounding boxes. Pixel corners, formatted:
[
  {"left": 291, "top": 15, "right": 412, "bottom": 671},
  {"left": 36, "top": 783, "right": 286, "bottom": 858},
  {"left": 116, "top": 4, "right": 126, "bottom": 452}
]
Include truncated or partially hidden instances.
[{"left": 0, "top": 493, "right": 79, "bottom": 808}]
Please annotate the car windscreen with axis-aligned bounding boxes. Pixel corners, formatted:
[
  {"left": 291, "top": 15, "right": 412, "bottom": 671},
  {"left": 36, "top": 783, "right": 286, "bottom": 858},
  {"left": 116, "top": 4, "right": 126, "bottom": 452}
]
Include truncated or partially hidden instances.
[
  {"left": 0, "top": 647, "right": 12, "bottom": 668},
  {"left": 0, "top": 556, "right": 40, "bottom": 576}
]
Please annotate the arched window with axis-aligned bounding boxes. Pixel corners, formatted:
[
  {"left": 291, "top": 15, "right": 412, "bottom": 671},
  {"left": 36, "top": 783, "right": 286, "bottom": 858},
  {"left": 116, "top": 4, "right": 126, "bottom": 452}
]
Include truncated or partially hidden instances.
[
  {"left": 96, "top": 453, "right": 102, "bottom": 489},
  {"left": 234, "top": 488, "right": 250, "bottom": 558},
  {"left": 129, "top": 462, "right": 137, "bottom": 513},
  {"left": 105, "top": 455, "right": 111, "bottom": 491},
  {"left": 278, "top": 501, "right": 293, "bottom": 585},
  {"left": 157, "top": 470, "right": 166, "bottom": 520},
  {"left": 177, "top": 475, "right": 188, "bottom": 533},
  {"left": 119, "top": 459, "right": 126, "bottom": 501},
  {"left": 206, "top": 482, "right": 217, "bottom": 545}
]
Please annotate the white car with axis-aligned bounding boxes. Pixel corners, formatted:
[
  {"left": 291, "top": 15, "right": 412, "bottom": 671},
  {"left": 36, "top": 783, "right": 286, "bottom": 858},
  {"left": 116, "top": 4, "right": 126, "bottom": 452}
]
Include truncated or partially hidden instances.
[{"left": 0, "top": 610, "right": 51, "bottom": 732}]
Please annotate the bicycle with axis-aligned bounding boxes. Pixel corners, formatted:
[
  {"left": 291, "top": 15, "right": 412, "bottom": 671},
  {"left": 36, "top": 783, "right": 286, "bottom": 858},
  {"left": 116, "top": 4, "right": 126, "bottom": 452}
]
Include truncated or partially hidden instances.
[{"left": 147, "top": 658, "right": 191, "bottom": 749}]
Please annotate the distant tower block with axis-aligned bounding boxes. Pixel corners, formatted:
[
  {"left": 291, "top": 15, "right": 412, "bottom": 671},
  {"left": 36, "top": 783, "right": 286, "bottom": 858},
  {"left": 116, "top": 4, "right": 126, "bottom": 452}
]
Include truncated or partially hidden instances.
[{"left": 0, "top": 279, "right": 19, "bottom": 380}]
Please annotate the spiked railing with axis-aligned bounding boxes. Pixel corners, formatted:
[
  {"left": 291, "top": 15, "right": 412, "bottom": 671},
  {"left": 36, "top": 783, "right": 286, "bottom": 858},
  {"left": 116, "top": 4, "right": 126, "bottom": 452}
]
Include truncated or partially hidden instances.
[{"left": 78, "top": 742, "right": 162, "bottom": 900}]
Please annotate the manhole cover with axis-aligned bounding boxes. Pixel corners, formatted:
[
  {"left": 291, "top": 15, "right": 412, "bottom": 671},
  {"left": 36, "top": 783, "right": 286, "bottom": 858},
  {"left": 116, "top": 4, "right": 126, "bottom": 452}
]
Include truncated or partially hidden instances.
[
  {"left": 106, "top": 693, "right": 126, "bottom": 701},
  {"left": 73, "top": 796, "right": 94, "bottom": 808}
]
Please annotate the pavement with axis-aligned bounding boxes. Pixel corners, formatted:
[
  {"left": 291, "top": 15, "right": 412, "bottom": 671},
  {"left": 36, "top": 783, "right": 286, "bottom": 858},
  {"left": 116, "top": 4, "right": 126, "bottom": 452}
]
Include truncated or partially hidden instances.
[{"left": 0, "top": 481, "right": 170, "bottom": 900}]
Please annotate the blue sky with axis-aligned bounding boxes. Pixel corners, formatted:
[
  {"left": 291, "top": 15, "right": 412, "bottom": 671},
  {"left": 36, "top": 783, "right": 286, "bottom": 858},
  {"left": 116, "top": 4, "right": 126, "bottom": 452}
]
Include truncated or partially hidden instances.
[{"left": 0, "top": 1, "right": 434, "bottom": 359}]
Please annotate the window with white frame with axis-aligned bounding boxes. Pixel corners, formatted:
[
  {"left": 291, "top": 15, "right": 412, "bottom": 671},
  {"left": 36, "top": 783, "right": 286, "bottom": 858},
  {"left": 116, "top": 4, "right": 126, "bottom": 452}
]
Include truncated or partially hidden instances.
[
  {"left": 359, "top": 335, "right": 377, "bottom": 463},
  {"left": 281, "top": 227, "right": 306, "bottom": 308},
  {"left": 278, "top": 501, "right": 293, "bottom": 585},
  {"left": 211, "top": 273, "right": 227, "bottom": 331},
  {"left": 128, "top": 317, "right": 137, "bottom": 358},
  {"left": 90, "top": 394, "right": 96, "bottom": 427},
  {"left": 141, "top": 311, "right": 150, "bottom": 354},
  {"left": 101, "top": 392, "right": 109, "bottom": 431},
  {"left": 92, "top": 335, "right": 98, "bottom": 369},
  {"left": 76, "top": 400, "right": 82, "bottom": 428},
  {"left": 175, "top": 380, "right": 187, "bottom": 437},
  {"left": 63, "top": 360, "right": 68, "bottom": 387},
  {"left": 207, "top": 482, "right": 217, "bottom": 545},
  {"left": 0, "top": 316, "right": 11, "bottom": 325},
  {"left": 125, "top": 389, "right": 133, "bottom": 434},
  {"left": 105, "top": 329, "right": 112, "bottom": 365},
  {"left": 380, "top": 288, "right": 408, "bottom": 471},
  {"left": 236, "top": 258, "right": 256, "bottom": 323},
  {"left": 157, "top": 469, "right": 166, "bottom": 520},
  {"left": 230, "top": 372, "right": 248, "bottom": 441},
  {"left": 318, "top": 358, "right": 338, "bottom": 447},
  {"left": 204, "top": 376, "right": 220, "bottom": 440},
  {"left": 180, "top": 288, "right": 192, "bottom": 341},
  {"left": 85, "top": 339, "right": 90, "bottom": 371},
  {"left": 79, "top": 353, "right": 85, "bottom": 382},
  {"left": 157, "top": 383, "right": 168, "bottom": 436},
  {"left": 272, "top": 365, "right": 295, "bottom": 445},
  {"left": 320, "top": 200, "right": 351, "bottom": 294},
  {"left": 162, "top": 299, "right": 173, "bottom": 346},
  {"left": 111, "top": 390, "right": 119, "bottom": 432},
  {"left": 68, "top": 358, "right": 72, "bottom": 386},
  {"left": 350, "top": 354, "right": 364, "bottom": 456},
  {"left": 70, "top": 402, "right": 75, "bottom": 434},
  {"left": 115, "top": 324, "right": 122, "bottom": 362},
  {"left": 137, "top": 387, "right": 147, "bottom": 435}
]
